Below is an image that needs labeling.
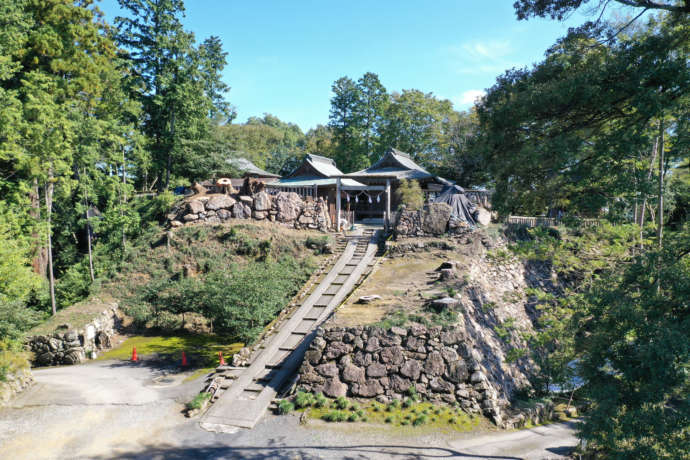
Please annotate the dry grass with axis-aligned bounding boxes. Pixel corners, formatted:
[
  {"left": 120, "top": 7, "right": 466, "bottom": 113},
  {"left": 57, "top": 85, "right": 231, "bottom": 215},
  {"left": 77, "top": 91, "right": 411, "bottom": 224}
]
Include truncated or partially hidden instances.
[
  {"left": 330, "top": 232, "right": 492, "bottom": 328},
  {"left": 332, "top": 252, "right": 455, "bottom": 328},
  {"left": 27, "top": 294, "right": 118, "bottom": 336}
]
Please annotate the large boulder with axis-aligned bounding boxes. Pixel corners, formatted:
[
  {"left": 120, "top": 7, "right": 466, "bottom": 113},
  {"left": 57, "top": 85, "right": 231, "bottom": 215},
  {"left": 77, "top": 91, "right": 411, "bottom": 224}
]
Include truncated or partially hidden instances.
[
  {"left": 187, "top": 200, "right": 205, "bottom": 214},
  {"left": 323, "top": 377, "right": 348, "bottom": 398},
  {"left": 206, "top": 195, "right": 236, "bottom": 211},
  {"left": 253, "top": 210, "right": 267, "bottom": 220},
  {"left": 232, "top": 202, "right": 247, "bottom": 219},
  {"left": 424, "top": 351, "right": 446, "bottom": 376},
  {"left": 273, "top": 192, "right": 303, "bottom": 222},
  {"left": 253, "top": 191, "right": 271, "bottom": 212},
  {"left": 474, "top": 207, "right": 491, "bottom": 226},
  {"left": 422, "top": 202, "right": 452, "bottom": 235},
  {"left": 342, "top": 363, "right": 366, "bottom": 384},
  {"left": 354, "top": 379, "right": 384, "bottom": 397},
  {"left": 400, "top": 359, "right": 422, "bottom": 380}
]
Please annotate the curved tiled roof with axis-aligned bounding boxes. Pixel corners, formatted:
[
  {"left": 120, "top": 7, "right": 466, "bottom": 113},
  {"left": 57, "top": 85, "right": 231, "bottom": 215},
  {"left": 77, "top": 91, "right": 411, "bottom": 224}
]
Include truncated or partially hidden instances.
[
  {"left": 304, "top": 154, "right": 343, "bottom": 177},
  {"left": 225, "top": 157, "right": 281, "bottom": 178}
]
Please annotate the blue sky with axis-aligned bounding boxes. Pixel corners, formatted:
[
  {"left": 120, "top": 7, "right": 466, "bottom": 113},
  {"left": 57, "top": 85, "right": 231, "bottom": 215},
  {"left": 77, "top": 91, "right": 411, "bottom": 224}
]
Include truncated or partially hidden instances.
[{"left": 97, "top": 0, "right": 591, "bottom": 132}]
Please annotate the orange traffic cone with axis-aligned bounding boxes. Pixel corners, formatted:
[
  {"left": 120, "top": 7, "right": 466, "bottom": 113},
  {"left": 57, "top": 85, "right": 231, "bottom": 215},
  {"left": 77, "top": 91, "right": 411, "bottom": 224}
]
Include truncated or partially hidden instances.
[
  {"left": 131, "top": 347, "right": 138, "bottom": 362},
  {"left": 218, "top": 351, "right": 226, "bottom": 366},
  {"left": 181, "top": 351, "right": 188, "bottom": 366}
]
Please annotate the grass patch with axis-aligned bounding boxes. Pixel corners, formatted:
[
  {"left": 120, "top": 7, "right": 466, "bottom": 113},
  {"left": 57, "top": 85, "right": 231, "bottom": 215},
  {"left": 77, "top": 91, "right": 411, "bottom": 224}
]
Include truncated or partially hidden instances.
[
  {"left": 96, "top": 334, "right": 243, "bottom": 378},
  {"left": 288, "top": 392, "right": 483, "bottom": 432},
  {"left": 186, "top": 392, "right": 211, "bottom": 410},
  {"left": 0, "top": 349, "right": 30, "bottom": 382},
  {"left": 26, "top": 295, "right": 118, "bottom": 337}
]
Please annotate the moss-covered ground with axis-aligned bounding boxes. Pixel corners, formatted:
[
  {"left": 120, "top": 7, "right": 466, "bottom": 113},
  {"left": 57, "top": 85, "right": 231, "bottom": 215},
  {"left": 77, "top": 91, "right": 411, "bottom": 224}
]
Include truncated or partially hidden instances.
[{"left": 96, "top": 334, "right": 243, "bottom": 380}]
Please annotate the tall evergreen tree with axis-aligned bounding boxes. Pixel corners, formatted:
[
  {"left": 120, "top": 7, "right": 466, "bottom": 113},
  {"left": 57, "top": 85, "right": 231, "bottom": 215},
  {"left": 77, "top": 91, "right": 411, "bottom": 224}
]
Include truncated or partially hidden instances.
[
  {"left": 328, "top": 73, "right": 388, "bottom": 172},
  {"left": 115, "top": 0, "right": 230, "bottom": 189}
]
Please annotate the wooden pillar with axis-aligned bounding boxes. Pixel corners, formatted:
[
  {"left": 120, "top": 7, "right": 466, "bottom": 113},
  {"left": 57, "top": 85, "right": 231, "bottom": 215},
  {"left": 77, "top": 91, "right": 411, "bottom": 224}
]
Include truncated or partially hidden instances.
[
  {"left": 385, "top": 179, "right": 391, "bottom": 232},
  {"left": 336, "top": 178, "right": 342, "bottom": 231}
]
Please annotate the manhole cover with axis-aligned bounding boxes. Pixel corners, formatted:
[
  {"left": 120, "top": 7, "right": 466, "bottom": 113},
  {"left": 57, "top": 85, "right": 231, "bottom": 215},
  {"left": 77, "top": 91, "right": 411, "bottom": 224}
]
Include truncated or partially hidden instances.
[{"left": 151, "top": 375, "right": 177, "bottom": 386}]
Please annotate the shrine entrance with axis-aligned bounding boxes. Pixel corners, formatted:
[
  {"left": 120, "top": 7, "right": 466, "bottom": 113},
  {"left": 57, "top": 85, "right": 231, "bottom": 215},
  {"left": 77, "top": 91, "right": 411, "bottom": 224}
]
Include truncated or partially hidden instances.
[{"left": 335, "top": 178, "right": 391, "bottom": 231}]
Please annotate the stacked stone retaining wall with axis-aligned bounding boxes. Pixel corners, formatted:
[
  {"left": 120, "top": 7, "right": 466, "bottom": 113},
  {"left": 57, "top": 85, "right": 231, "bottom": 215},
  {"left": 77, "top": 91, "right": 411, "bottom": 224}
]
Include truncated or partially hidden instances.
[
  {"left": 0, "top": 367, "right": 33, "bottom": 405},
  {"left": 298, "top": 324, "right": 509, "bottom": 425},
  {"left": 26, "top": 304, "right": 120, "bottom": 367},
  {"left": 168, "top": 191, "right": 331, "bottom": 232}
]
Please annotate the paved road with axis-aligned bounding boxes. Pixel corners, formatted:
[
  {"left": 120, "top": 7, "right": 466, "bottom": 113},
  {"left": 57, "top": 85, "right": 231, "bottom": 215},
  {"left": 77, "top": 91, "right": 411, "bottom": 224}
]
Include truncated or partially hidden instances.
[{"left": 0, "top": 361, "right": 578, "bottom": 459}]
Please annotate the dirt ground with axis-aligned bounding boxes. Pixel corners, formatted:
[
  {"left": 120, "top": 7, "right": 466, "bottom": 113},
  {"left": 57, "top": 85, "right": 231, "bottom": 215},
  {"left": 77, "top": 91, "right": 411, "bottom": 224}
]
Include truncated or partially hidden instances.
[
  {"left": 331, "top": 235, "right": 484, "bottom": 328},
  {"left": 0, "top": 359, "right": 577, "bottom": 459}
]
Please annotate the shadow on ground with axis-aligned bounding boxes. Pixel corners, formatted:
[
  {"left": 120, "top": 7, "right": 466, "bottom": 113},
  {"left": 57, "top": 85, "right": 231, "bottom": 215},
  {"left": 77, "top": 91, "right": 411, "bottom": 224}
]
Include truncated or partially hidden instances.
[{"left": 92, "top": 443, "right": 525, "bottom": 460}]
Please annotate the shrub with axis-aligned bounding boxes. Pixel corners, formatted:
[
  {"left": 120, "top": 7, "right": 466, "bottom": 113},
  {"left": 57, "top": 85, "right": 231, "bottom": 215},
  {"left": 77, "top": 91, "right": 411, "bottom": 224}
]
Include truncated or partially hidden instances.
[
  {"left": 314, "top": 392, "right": 328, "bottom": 408},
  {"left": 295, "top": 391, "right": 315, "bottom": 409},
  {"left": 387, "top": 399, "right": 401, "bottom": 411},
  {"left": 385, "top": 416, "right": 394, "bottom": 423},
  {"left": 347, "top": 413, "right": 359, "bottom": 422},
  {"left": 277, "top": 399, "right": 294, "bottom": 415},
  {"left": 402, "top": 398, "right": 413, "bottom": 408},
  {"left": 305, "top": 236, "right": 332, "bottom": 255},
  {"left": 413, "top": 415, "right": 428, "bottom": 426},
  {"left": 186, "top": 392, "right": 211, "bottom": 410},
  {"left": 407, "top": 385, "right": 419, "bottom": 401},
  {"left": 335, "top": 396, "right": 349, "bottom": 410},
  {"left": 322, "top": 410, "right": 347, "bottom": 422},
  {"left": 396, "top": 179, "right": 424, "bottom": 210}
]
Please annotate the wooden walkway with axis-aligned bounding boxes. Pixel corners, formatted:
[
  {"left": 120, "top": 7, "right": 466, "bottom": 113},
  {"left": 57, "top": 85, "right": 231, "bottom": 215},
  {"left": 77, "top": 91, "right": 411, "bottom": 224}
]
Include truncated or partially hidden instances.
[{"left": 200, "top": 228, "right": 380, "bottom": 432}]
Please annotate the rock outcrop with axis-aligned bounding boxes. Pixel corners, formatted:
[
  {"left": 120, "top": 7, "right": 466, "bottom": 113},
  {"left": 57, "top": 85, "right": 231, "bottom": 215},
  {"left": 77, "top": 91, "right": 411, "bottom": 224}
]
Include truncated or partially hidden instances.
[{"left": 27, "top": 304, "right": 120, "bottom": 367}]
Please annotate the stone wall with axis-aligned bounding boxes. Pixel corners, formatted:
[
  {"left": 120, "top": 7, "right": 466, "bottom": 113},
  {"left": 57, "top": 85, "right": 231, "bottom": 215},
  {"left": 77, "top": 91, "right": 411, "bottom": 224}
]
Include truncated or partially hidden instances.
[
  {"left": 168, "top": 191, "right": 331, "bottom": 232},
  {"left": 395, "top": 203, "right": 462, "bottom": 237},
  {"left": 27, "top": 304, "right": 120, "bottom": 367},
  {"left": 298, "top": 324, "right": 509, "bottom": 425},
  {"left": 0, "top": 367, "right": 33, "bottom": 405}
]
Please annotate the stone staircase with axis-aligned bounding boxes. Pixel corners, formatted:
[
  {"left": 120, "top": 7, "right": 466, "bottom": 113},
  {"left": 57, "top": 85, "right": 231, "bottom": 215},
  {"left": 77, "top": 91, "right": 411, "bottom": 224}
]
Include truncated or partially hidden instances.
[{"left": 200, "top": 228, "right": 380, "bottom": 432}]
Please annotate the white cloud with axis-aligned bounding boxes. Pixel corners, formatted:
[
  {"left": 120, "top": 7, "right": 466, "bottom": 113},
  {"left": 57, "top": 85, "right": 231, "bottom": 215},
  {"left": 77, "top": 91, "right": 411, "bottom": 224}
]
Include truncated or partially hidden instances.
[
  {"left": 443, "top": 39, "right": 517, "bottom": 76},
  {"left": 453, "top": 89, "right": 486, "bottom": 108},
  {"left": 461, "top": 40, "right": 512, "bottom": 60}
]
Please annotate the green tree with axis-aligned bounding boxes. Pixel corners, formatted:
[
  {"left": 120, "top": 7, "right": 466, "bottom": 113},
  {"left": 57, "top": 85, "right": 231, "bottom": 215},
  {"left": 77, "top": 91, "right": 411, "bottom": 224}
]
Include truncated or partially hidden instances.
[
  {"left": 514, "top": 0, "right": 690, "bottom": 21},
  {"left": 380, "top": 89, "right": 457, "bottom": 168},
  {"left": 396, "top": 179, "right": 424, "bottom": 210},
  {"left": 216, "top": 114, "right": 305, "bottom": 175},
  {"left": 475, "top": 17, "right": 688, "bottom": 217},
  {"left": 577, "top": 229, "right": 690, "bottom": 457},
  {"left": 303, "top": 124, "right": 337, "bottom": 159},
  {"left": 329, "top": 73, "right": 389, "bottom": 172},
  {"left": 116, "top": 0, "right": 229, "bottom": 188}
]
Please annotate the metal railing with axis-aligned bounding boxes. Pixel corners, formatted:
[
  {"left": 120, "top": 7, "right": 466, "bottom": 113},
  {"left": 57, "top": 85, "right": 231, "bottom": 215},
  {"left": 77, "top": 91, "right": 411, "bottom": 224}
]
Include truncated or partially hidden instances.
[{"left": 506, "top": 216, "right": 601, "bottom": 228}]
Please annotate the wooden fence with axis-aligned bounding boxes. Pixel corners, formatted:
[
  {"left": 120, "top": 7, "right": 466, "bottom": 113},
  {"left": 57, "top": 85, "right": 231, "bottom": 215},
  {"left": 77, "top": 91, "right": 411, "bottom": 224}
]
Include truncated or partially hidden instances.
[{"left": 506, "top": 215, "right": 601, "bottom": 228}]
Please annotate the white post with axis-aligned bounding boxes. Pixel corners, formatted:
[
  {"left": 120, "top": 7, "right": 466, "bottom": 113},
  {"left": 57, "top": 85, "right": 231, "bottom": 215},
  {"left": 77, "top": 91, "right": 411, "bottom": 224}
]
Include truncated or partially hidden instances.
[
  {"left": 385, "top": 179, "right": 391, "bottom": 232},
  {"left": 336, "top": 177, "right": 342, "bottom": 232}
]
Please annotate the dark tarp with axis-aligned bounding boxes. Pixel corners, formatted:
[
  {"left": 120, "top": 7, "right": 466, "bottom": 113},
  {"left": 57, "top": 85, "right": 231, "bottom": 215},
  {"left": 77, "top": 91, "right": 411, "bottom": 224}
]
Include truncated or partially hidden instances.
[{"left": 433, "top": 185, "right": 477, "bottom": 226}]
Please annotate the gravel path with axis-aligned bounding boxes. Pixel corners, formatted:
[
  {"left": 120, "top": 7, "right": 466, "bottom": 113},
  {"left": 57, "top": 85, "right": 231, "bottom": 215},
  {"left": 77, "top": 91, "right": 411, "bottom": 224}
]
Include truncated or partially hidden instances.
[{"left": 0, "top": 361, "right": 578, "bottom": 459}]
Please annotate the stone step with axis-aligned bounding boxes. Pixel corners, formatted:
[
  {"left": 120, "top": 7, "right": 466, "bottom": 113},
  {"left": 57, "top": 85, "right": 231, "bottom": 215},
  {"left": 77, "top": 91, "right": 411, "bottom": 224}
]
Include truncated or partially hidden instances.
[{"left": 201, "top": 229, "right": 382, "bottom": 432}]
